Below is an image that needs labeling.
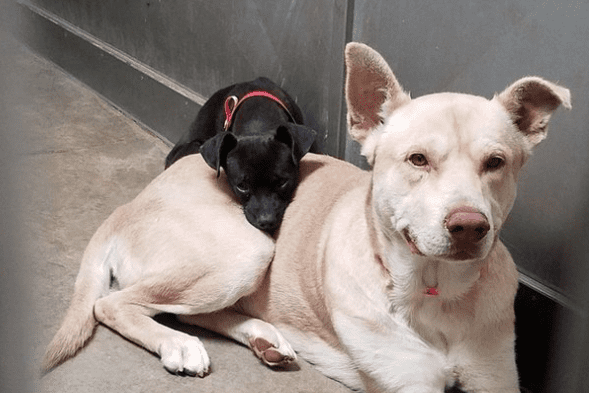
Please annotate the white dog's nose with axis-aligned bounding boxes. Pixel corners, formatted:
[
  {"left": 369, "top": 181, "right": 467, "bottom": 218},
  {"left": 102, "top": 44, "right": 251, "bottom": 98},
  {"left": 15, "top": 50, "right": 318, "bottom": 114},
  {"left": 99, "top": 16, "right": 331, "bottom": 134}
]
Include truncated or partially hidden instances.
[{"left": 445, "top": 206, "right": 490, "bottom": 243}]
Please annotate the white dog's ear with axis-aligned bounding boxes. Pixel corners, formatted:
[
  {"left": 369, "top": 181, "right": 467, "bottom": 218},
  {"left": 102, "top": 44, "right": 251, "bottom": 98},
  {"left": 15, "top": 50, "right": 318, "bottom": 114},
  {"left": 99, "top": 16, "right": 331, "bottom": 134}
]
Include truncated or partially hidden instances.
[
  {"left": 495, "top": 77, "right": 571, "bottom": 146},
  {"left": 345, "top": 42, "right": 411, "bottom": 145}
]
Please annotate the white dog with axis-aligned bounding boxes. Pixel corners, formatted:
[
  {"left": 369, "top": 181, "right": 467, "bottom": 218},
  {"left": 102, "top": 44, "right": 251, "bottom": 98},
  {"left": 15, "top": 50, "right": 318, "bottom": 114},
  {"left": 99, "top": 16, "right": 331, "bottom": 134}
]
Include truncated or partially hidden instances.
[{"left": 44, "top": 43, "right": 570, "bottom": 392}]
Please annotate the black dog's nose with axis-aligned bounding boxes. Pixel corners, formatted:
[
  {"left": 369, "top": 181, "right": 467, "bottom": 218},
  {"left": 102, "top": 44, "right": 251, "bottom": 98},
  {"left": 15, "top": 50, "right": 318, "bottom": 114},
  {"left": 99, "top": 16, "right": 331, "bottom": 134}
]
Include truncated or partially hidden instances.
[
  {"left": 445, "top": 206, "right": 490, "bottom": 242},
  {"left": 252, "top": 213, "right": 279, "bottom": 233}
]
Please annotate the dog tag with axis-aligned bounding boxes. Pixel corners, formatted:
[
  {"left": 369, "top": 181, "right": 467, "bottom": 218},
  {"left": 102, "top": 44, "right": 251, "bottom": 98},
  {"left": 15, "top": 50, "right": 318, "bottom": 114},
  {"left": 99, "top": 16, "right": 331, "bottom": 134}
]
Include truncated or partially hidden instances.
[{"left": 424, "top": 287, "right": 439, "bottom": 296}]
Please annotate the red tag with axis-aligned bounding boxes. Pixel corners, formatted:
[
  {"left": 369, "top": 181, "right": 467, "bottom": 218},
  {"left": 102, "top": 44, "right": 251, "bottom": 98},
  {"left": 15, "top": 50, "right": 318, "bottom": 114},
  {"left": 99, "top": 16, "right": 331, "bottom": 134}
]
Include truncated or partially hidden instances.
[{"left": 425, "top": 287, "right": 439, "bottom": 296}]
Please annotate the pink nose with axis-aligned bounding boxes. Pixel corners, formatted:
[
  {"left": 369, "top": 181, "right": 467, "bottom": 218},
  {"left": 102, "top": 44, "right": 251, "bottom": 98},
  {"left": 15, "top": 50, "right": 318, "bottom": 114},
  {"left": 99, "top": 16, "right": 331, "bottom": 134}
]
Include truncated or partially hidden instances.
[{"left": 445, "top": 206, "right": 490, "bottom": 242}]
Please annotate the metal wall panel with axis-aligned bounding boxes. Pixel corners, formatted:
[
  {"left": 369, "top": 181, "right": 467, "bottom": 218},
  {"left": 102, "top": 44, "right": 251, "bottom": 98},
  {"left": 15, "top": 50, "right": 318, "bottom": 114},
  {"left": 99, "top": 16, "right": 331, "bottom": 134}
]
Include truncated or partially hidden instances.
[{"left": 28, "top": 0, "right": 350, "bottom": 155}]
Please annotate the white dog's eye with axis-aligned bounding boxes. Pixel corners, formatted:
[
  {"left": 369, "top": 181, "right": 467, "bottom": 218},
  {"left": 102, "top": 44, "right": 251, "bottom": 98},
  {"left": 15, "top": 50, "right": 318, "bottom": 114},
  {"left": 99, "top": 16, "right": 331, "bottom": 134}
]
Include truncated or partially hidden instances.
[
  {"left": 485, "top": 156, "right": 505, "bottom": 171},
  {"left": 409, "top": 153, "right": 428, "bottom": 167}
]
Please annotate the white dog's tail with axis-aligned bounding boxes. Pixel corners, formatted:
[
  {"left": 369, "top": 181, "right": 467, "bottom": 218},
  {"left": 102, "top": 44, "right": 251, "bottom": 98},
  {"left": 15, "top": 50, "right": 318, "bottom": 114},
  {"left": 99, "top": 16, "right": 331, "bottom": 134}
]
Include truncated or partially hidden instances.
[{"left": 42, "top": 231, "right": 114, "bottom": 372}]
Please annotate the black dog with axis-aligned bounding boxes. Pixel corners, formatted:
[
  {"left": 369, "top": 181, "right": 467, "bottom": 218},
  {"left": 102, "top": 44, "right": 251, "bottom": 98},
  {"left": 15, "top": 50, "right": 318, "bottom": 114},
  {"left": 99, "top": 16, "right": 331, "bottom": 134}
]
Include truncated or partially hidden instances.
[{"left": 165, "top": 77, "right": 317, "bottom": 234}]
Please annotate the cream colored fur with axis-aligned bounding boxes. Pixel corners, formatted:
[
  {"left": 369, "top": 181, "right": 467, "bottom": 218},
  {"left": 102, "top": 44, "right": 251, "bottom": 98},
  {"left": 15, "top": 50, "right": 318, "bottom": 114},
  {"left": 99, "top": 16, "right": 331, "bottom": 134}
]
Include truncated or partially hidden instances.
[
  {"left": 43, "top": 42, "right": 570, "bottom": 392},
  {"left": 237, "top": 43, "right": 570, "bottom": 392},
  {"left": 42, "top": 154, "right": 293, "bottom": 375}
]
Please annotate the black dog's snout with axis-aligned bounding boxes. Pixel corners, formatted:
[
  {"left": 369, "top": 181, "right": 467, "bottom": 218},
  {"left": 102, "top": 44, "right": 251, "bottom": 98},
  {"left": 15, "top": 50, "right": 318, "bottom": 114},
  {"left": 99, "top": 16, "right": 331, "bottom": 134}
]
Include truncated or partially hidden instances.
[
  {"left": 244, "top": 201, "right": 282, "bottom": 233},
  {"left": 255, "top": 213, "right": 279, "bottom": 232}
]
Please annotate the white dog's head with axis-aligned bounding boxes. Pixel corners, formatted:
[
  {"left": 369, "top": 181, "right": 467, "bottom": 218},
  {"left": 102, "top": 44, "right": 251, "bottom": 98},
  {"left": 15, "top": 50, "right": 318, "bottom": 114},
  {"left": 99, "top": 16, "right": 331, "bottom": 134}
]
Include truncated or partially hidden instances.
[{"left": 345, "top": 42, "right": 571, "bottom": 262}]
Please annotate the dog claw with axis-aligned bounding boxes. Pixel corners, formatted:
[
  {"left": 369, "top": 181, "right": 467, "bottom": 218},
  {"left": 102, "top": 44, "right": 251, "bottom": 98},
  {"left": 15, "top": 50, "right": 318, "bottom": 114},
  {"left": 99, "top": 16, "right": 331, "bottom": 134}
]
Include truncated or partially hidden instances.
[{"left": 180, "top": 368, "right": 205, "bottom": 378}]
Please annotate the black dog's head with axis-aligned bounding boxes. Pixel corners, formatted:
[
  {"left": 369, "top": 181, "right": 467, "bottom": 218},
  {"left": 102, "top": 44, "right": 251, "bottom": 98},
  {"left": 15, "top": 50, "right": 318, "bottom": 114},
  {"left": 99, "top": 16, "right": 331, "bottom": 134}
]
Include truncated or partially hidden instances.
[{"left": 200, "top": 124, "right": 316, "bottom": 234}]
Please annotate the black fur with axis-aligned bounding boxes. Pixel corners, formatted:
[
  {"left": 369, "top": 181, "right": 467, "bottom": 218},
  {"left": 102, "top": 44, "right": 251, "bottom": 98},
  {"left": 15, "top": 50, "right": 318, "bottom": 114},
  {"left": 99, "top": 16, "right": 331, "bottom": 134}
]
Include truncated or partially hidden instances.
[{"left": 165, "top": 77, "right": 317, "bottom": 234}]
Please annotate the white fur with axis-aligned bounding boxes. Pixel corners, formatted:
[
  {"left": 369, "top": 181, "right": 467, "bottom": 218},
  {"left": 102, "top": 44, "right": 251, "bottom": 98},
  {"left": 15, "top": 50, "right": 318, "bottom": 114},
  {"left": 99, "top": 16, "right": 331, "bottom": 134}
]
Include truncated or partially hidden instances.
[{"left": 233, "top": 43, "right": 569, "bottom": 392}]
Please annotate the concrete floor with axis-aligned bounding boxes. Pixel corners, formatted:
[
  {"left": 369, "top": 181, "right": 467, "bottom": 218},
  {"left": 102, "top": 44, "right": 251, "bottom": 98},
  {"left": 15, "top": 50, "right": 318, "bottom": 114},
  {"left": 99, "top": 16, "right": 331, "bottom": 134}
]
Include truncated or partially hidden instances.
[{"left": 3, "top": 38, "right": 352, "bottom": 393}]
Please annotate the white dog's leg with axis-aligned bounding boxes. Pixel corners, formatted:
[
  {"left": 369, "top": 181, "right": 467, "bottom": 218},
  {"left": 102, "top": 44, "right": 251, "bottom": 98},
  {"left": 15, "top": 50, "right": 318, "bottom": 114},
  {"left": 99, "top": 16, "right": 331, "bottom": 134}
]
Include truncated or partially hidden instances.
[
  {"left": 178, "top": 309, "right": 296, "bottom": 367},
  {"left": 94, "top": 290, "right": 211, "bottom": 376},
  {"left": 333, "top": 311, "right": 448, "bottom": 392},
  {"left": 450, "top": 336, "right": 520, "bottom": 393}
]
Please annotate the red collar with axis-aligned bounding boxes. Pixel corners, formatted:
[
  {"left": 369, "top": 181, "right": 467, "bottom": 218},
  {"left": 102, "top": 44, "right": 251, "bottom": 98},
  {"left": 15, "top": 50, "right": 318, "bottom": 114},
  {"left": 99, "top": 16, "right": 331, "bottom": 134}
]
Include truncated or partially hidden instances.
[{"left": 223, "top": 90, "right": 297, "bottom": 131}]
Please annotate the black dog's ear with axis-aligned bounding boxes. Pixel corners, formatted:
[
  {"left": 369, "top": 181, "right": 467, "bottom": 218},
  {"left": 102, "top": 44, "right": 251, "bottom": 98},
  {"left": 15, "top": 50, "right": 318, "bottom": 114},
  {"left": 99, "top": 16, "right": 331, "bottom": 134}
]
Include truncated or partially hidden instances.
[
  {"left": 275, "top": 124, "right": 317, "bottom": 163},
  {"left": 199, "top": 132, "right": 238, "bottom": 176}
]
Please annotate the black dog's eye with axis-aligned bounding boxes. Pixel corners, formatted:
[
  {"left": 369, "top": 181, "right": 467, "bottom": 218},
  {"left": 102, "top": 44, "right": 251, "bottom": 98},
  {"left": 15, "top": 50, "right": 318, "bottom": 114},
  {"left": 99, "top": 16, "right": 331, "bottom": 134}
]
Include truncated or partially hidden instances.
[
  {"left": 235, "top": 183, "right": 250, "bottom": 194},
  {"left": 278, "top": 179, "right": 290, "bottom": 189},
  {"left": 485, "top": 156, "right": 504, "bottom": 171},
  {"left": 409, "top": 153, "right": 428, "bottom": 167}
]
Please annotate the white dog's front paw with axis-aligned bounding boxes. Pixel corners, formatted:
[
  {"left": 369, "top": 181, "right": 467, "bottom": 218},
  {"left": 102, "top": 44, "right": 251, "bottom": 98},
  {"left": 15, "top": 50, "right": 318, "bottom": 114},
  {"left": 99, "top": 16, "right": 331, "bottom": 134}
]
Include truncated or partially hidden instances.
[
  {"left": 247, "top": 325, "right": 296, "bottom": 367},
  {"left": 159, "top": 336, "right": 211, "bottom": 377}
]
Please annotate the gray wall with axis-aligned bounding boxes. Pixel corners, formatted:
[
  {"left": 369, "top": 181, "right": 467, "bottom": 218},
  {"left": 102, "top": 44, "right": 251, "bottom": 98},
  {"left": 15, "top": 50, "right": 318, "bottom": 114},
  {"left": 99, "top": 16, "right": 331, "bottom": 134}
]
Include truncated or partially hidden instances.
[{"left": 26, "top": 0, "right": 350, "bottom": 154}]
